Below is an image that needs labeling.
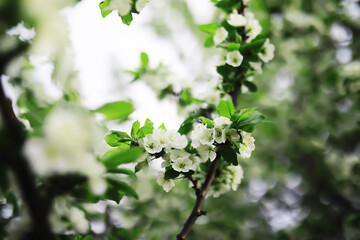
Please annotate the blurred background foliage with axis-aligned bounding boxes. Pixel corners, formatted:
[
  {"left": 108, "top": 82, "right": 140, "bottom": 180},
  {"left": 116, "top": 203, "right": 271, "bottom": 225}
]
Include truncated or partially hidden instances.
[{"left": 1, "top": 0, "right": 359, "bottom": 239}]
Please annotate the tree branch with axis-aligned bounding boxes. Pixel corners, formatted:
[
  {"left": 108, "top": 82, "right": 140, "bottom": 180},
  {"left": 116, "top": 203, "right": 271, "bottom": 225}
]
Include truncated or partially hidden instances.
[{"left": 176, "top": 152, "right": 221, "bottom": 240}]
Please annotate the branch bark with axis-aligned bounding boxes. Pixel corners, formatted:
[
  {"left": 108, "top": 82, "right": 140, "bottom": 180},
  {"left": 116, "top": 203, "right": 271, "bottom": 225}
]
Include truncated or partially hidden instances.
[{"left": 176, "top": 152, "right": 221, "bottom": 240}]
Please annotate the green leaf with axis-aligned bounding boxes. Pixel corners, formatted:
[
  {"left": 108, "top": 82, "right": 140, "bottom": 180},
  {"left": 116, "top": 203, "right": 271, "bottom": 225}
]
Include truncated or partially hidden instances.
[
  {"left": 144, "top": 118, "right": 153, "bottom": 127},
  {"left": 103, "top": 186, "right": 124, "bottom": 204},
  {"left": 102, "top": 147, "right": 143, "bottom": 170},
  {"left": 228, "top": 43, "right": 241, "bottom": 51},
  {"left": 198, "top": 23, "right": 218, "bottom": 34},
  {"left": 140, "top": 52, "right": 149, "bottom": 67},
  {"left": 178, "top": 117, "right": 194, "bottom": 135},
  {"left": 131, "top": 120, "right": 140, "bottom": 139},
  {"left": 240, "top": 37, "right": 266, "bottom": 53},
  {"left": 83, "top": 236, "right": 93, "bottom": 240},
  {"left": 106, "top": 177, "right": 139, "bottom": 199},
  {"left": 94, "top": 101, "right": 134, "bottom": 120},
  {"left": 220, "top": 144, "right": 238, "bottom": 165},
  {"left": 159, "top": 123, "right": 166, "bottom": 130},
  {"left": 164, "top": 167, "right": 180, "bottom": 180},
  {"left": 243, "top": 80, "right": 258, "bottom": 92},
  {"left": 99, "top": 0, "right": 113, "bottom": 18},
  {"left": 217, "top": 100, "right": 236, "bottom": 118},
  {"left": 105, "top": 131, "right": 133, "bottom": 147},
  {"left": 107, "top": 168, "right": 137, "bottom": 179},
  {"left": 204, "top": 35, "right": 215, "bottom": 48},
  {"left": 231, "top": 109, "right": 265, "bottom": 130},
  {"left": 199, "top": 116, "right": 214, "bottom": 128},
  {"left": 121, "top": 13, "right": 133, "bottom": 25},
  {"left": 231, "top": 107, "right": 257, "bottom": 123},
  {"left": 137, "top": 125, "right": 153, "bottom": 139}
]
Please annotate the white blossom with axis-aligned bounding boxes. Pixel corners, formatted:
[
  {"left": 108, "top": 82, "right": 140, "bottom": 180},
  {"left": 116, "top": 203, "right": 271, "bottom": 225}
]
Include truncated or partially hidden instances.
[
  {"left": 217, "top": 48, "right": 228, "bottom": 66},
  {"left": 258, "top": 39, "right": 275, "bottom": 63},
  {"left": 166, "top": 130, "right": 188, "bottom": 149},
  {"left": 191, "top": 123, "right": 215, "bottom": 148},
  {"left": 153, "top": 128, "right": 169, "bottom": 148},
  {"left": 157, "top": 172, "right": 175, "bottom": 192},
  {"left": 171, "top": 157, "right": 193, "bottom": 172},
  {"left": 246, "top": 19, "right": 262, "bottom": 42},
  {"left": 139, "top": 134, "right": 163, "bottom": 154},
  {"left": 7, "top": 22, "right": 36, "bottom": 42},
  {"left": 214, "top": 127, "right": 227, "bottom": 143},
  {"left": 68, "top": 208, "right": 89, "bottom": 234},
  {"left": 227, "top": 10, "right": 247, "bottom": 27},
  {"left": 24, "top": 106, "right": 106, "bottom": 195},
  {"left": 135, "top": 0, "right": 148, "bottom": 12},
  {"left": 108, "top": 0, "right": 132, "bottom": 16},
  {"left": 239, "top": 131, "right": 255, "bottom": 159},
  {"left": 214, "top": 116, "right": 231, "bottom": 127},
  {"left": 249, "top": 61, "right": 263, "bottom": 74},
  {"left": 227, "top": 165, "right": 244, "bottom": 191},
  {"left": 197, "top": 145, "right": 216, "bottom": 162},
  {"left": 213, "top": 27, "right": 228, "bottom": 45},
  {"left": 225, "top": 128, "right": 240, "bottom": 142},
  {"left": 170, "top": 149, "right": 190, "bottom": 162},
  {"left": 343, "top": 61, "right": 360, "bottom": 77},
  {"left": 226, "top": 50, "right": 243, "bottom": 67}
]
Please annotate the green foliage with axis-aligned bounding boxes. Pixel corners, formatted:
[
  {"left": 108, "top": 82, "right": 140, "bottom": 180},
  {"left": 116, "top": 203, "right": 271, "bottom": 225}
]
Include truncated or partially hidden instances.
[
  {"left": 198, "top": 23, "right": 218, "bottom": 34},
  {"left": 99, "top": 0, "right": 112, "bottom": 18},
  {"left": 178, "top": 117, "right": 194, "bottom": 135},
  {"left": 106, "top": 176, "right": 139, "bottom": 199},
  {"left": 94, "top": 101, "right": 134, "bottom": 120},
  {"left": 107, "top": 168, "right": 137, "bottom": 179},
  {"left": 219, "top": 144, "right": 237, "bottom": 165},
  {"left": 199, "top": 116, "right": 214, "bottom": 128},
  {"left": 105, "top": 130, "right": 134, "bottom": 146},
  {"left": 140, "top": 52, "right": 149, "bottom": 67},
  {"left": 102, "top": 147, "right": 143, "bottom": 170},
  {"left": 164, "top": 166, "right": 180, "bottom": 180},
  {"left": 121, "top": 13, "right": 133, "bottom": 26},
  {"left": 217, "top": 100, "right": 236, "bottom": 118},
  {"left": 131, "top": 120, "right": 140, "bottom": 139}
]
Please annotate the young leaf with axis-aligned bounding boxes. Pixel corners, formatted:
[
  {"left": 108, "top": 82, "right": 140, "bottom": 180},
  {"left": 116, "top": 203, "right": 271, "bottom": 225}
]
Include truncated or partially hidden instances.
[
  {"left": 137, "top": 125, "right": 154, "bottom": 138},
  {"left": 102, "top": 147, "right": 143, "bottom": 170},
  {"left": 178, "top": 117, "right": 194, "bottom": 135},
  {"left": 103, "top": 185, "right": 124, "bottom": 204},
  {"left": 232, "top": 110, "right": 265, "bottom": 129},
  {"left": 199, "top": 116, "right": 214, "bottom": 128},
  {"left": 198, "top": 23, "right": 218, "bottom": 34},
  {"left": 99, "top": 0, "right": 113, "bottom": 18},
  {"left": 121, "top": 13, "right": 133, "bottom": 25},
  {"left": 204, "top": 36, "right": 215, "bottom": 48},
  {"left": 94, "top": 101, "right": 134, "bottom": 120},
  {"left": 228, "top": 43, "right": 241, "bottom": 51},
  {"left": 140, "top": 52, "right": 149, "bottom": 67},
  {"left": 131, "top": 120, "right": 140, "bottom": 139},
  {"left": 159, "top": 123, "right": 166, "bottom": 130},
  {"left": 106, "top": 177, "right": 139, "bottom": 199},
  {"left": 240, "top": 37, "right": 266, "bottom": 53},
  {"left": 144, "top": 118, "right": 153, "bottom": 127},
  {"left": 105, "top": 131, "right": 133, "bottom": 147},
  {"left": 217, "top": 100, "right": 236, "bottom": 118},
  {"left": 220, "top": 144, "right": 238, "bottom": 165}
]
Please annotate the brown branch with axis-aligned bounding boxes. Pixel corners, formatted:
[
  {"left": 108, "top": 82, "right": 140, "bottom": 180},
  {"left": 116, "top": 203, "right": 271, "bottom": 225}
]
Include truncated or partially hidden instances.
[{"left": 176, "top": 151, "right": 221, "bottom": 240}]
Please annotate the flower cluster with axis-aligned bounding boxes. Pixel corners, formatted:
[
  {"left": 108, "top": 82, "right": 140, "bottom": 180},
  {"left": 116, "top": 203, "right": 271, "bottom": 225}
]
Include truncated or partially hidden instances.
[
  {"left": 137, "top": 115, "right": 255, "bottom": 195},
  {"left": 214, "top": 10, "right": 274, "bottom": 68},
  {"left": 24, "top": 105, "right": 107, "bottom": 195}
]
